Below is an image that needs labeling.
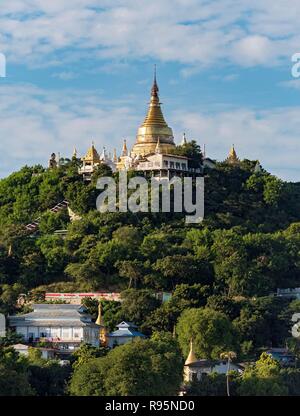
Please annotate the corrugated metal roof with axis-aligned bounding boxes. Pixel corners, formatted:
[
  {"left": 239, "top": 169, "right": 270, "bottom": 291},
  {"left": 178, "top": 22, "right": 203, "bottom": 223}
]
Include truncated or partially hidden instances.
[
  {"left": 108, "top": 329, "right": 145, "bottom": 338},
  {"left": 9, "top": 319, "right": 88, "bottom": 327},
  {"left": 32, "top": 304, "right": 86, "bottom": 311},
  {"left": 116, "top": 321, "right": 138, "bottom": 329}
]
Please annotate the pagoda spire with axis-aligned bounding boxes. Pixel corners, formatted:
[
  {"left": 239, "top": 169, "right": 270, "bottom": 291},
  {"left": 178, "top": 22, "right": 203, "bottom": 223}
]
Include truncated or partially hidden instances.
[
  {"left": 181, "top": 132, "right": 187, "bottom": 146},
  {"left": 151, "top": 64, "right": 159, "bottom": 98},
  {"left": 131, "top": 67, "right": 175, "bottom": 157},
  {"left": 122, "top": 139, "right": 128, "bottom": 156},
  {"left": 141, "top": 67, "right": 168, "bottom": 128},
  {"left": 95, "top": 302, "right": 104, "bottom": 326},
  {"left": 226, "top": 144, "right": 240, "bottom": 165},
  {"left": 113, "top": 148, "right": 118, "bottom": 163},
  {"left": 155, "top": 137, "right": 162, "bottom": 154},
  {"left": 185, "top": 338, "right": 198, "bottom": 365}
]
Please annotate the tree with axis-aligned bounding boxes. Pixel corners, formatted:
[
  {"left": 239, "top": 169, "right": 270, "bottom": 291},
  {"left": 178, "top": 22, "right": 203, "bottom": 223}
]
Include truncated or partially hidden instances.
[
  {"left": 171, "top": 140, "right": 203, "bottom": 168},
  {"left": 69, "top": 333, "right": 183, "bottom": 396},
  {"left": 0, "top": 365, "right": 34, "bottom": 396},
  {"left": 119, "top": 289, "right": 160, "bottom": 327},
  {"left": 71, "top": 343, "right": 109, "bottom": 370},
  {"left": 153, "top": 255, "right": 212, "bottom": 290},
  {"left": 142, "top": 284, "right": 211, "bottom": 334},
  {"left": 280, "top": 368, "right": 300, "bottom": 396},
  {"left": 91, "top": 164, "right": 113, "bottom": 186},
  {"left": 186, "top": 372, "right": 237, "bottom": 396},
  {"left": 117, "top": 260, "right": 145, "bottom": 289},
  {"left": 238, "top": 352, "right": 288, "bottom": 396},
  {"left": 219, "top": 351, "right": 237, "bottom": 396},
  {"left": 68, "top": 358, "right": 106, "bottom": 396},
  {"left": 176, "top": 307, "right": 238, "bottom": 359},
  {"left": 0, "top": 347, "right": 34, "bottom": 396},
  {"left": 28, "top": 360, "right": 72, "bottom": 396}
]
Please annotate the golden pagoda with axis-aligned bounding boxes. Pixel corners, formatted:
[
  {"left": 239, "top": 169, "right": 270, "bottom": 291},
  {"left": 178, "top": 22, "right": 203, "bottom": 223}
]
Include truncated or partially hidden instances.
[
  {"left": 131, "top": 68, "right": 175, "bottom": 157},
  {"left": 79, "top": 142, "right": 101, "bottom": 180},
  {"left": 225, "top": 144, "right": 240, "bottom": 165},
  {"left": 116, "top": 139, "right": 130, "bottom": 170},
  {"left": 82, "top": 142, "right": 100, "bottom": 164}
]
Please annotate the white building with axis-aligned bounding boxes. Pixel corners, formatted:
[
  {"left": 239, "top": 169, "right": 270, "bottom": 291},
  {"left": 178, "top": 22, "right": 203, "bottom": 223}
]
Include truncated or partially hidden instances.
[
  {"left": 107, "top": 321, "right": 145, "bottom": 348},
  {"left": 183, "top": 340, "right": 243, "bottom": 383},
  {"left": 9, "top": 304, "right": 101, "bottom": 353},
  {"left": 12, "top": 343, "right": 56, "bottom": 360},
  {"left": 134, "top": 152, "right": 200, "bottom": 178}
]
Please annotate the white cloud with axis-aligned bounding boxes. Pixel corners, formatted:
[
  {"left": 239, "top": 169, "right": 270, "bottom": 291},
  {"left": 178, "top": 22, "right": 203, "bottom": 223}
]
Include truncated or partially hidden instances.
[
  {"left": 172, "top": 107, "right": 300, "bottom": 181},
  {"left": 0, "top": 83, "right": 140, "bottom": 177},
  {"left": 280, "top": 79, "right": 300, "bottom": 90},
  {"left": 231, "top": 35, "right": 276, "bottom": 66},
  {"left": 52, "top": 71, "right": 78, "bottom": 80},
  {"left": 0, "top": 82, "right": 299, "bottom": 182},
  {"left": 0, "top": 0, "right": 299, "bottom": 70}
]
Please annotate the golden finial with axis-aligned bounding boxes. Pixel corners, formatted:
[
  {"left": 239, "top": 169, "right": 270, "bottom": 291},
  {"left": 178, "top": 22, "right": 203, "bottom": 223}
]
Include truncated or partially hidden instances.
[
  {"left": 72, "top": 148, "right": 77, "bottom": 158},
  {"left": 151, "top": 64, "right": 159, "bottom": 97},
  {"left": 122, "top": 139, "right": 128, "bottom": 156}
]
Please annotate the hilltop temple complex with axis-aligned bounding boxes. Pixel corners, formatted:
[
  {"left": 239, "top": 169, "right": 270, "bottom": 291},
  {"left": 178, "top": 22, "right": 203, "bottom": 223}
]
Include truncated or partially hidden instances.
[{"left": 49, "top": 72, "right": 260, "bottom": 180}]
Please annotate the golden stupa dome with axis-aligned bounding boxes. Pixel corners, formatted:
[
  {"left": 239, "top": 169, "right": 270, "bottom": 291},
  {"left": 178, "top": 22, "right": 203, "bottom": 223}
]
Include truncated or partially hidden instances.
[{"left": 132, "top": 69, "right": 175, "bottom": 157}]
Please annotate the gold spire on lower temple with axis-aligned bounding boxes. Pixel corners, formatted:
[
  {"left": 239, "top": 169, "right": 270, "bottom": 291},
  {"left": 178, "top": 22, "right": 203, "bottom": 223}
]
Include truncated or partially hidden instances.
[
  {"left": 95, "top": 302, "right": 104, "bottom": 326},
  {"left": 131, "top": 67, "right": 175, "bottom": 157},
  {"left": 95, "top": 302, "right": 108, "bottom": 345},
  {"left": 226, "top": 144, "right": 240, "bottom": 165},
  {"left": 185, "top": 339, "right": 198, "bottom": 365}
]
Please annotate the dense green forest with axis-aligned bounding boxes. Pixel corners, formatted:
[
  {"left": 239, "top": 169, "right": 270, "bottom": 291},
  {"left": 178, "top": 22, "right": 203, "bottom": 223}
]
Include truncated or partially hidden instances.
[{"left": 1, "top": 155, "right": 300, "bottom": 395}]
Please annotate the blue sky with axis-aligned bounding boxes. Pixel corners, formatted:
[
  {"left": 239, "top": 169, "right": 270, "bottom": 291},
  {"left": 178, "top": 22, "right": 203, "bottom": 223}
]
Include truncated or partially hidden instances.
[{"left": 1, "top": 0, "right": 300, "bottom": 181}]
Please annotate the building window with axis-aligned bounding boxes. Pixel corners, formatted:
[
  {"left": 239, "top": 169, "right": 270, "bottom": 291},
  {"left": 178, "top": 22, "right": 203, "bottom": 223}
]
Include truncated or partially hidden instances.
[
  {"left": 176, "top": 162, "right": 180, "bottom": 169},
  {"left": 191, "top": 372, "right": 198, "bottom": 382},
  {"left": 170, "top": 162, "right": 174, "bottom": 168},
  {"left": 62, "top": 328, "right": 71, "bottom": 339},
  {"left": 73, "top": 330, "right": 81, "bottom": 339},
  {"left": 164, "top": 160, "right": 169, "bottom": 167},
  {"left": 182, "top": 163, "right": 187, "bottom": 170}
]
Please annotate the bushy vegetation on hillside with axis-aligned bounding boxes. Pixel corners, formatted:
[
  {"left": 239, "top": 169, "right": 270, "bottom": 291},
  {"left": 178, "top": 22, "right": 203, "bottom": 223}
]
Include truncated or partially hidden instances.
[{"left": 1, "top": 157, "right": 300, "bottom": 395}]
